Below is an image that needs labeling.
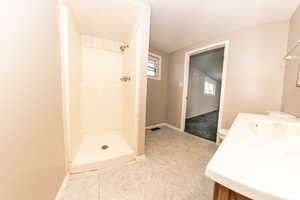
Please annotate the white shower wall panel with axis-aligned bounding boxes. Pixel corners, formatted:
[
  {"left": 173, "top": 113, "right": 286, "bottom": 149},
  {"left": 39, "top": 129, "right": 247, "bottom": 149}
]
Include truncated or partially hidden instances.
[
  {"left": 81, "top": 35, "right": 124, "bottom": 53},
  {"left": 81, "top": 37, "right": 125, "bottom": 134}
]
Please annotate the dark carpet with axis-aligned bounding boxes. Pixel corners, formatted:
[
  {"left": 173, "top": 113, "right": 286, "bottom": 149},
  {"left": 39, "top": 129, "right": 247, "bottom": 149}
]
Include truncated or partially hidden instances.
[{"left": 184, "top": 111, "right": 219, "bottom": 142}]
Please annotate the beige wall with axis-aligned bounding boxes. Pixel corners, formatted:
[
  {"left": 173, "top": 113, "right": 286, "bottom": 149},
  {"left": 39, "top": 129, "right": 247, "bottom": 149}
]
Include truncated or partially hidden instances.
[
  {"left": 167, "top": 21, "right": 289, "bottom": 129},
  {"left": 68, "top": 7, "right": 82, "bottom": 161},
  {"left": 0, "top": 1, "right": 65, "bottom": 200},
  {"left": 282, "top": 5, "right": 300, "bottom": 116},
  {"left": 146, "top": 49, "right": 169, "bottom": 126}
]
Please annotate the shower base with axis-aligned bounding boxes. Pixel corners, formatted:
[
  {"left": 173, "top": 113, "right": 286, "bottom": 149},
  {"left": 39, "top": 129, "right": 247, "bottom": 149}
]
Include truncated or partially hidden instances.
[{"left": 70, "top": 132, "right": 136, "bottom": 173}]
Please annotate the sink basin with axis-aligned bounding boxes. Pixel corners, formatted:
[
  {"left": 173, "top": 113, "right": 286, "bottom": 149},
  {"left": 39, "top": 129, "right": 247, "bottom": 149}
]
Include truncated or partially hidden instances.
[
  {"left": 205, "top": 113, "right": 300, "bottom": 200},
  {"left": 249, "top": 119, "right": 300, "bottom": 141}
]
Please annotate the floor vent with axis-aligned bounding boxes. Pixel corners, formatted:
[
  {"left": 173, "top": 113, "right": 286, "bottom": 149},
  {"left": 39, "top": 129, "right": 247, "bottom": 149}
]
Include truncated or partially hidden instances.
[{"left": 150, "top": 127, "right": 161, "bottom": 131}]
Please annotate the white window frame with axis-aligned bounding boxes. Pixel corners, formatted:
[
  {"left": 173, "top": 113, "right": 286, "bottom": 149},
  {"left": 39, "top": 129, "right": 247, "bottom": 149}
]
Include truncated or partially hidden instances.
[
  {"left": 204, "top": 76, "right": 216, "bottom": 96},
  {"left": 147, "top": 52, "right": 162, "bottom": 80}
]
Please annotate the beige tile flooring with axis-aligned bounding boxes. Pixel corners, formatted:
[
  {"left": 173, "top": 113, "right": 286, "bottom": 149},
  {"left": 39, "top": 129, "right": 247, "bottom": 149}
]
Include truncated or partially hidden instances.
[{"left": 59, "top": 126, "right": 217, "bottom": 200}]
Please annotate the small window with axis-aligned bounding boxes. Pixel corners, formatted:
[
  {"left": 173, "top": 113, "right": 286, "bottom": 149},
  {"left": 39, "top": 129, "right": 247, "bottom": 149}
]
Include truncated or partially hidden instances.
[
  {"left": 147, "top": 52, "right": 161, "bottom": 80},
  {"left": 204, "top": 76, "right": 216, "bottom": 96}
]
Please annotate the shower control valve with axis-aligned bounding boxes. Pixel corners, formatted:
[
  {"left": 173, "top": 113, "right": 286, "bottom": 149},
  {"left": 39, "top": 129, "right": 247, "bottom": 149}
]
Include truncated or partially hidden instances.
[{"left": 120, "top": 76, "right": 131, "bottom": 82}]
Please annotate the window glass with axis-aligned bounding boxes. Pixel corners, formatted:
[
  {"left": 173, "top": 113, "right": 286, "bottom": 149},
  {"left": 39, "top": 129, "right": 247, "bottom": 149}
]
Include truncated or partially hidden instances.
[
  {"left": 147, "top": 53, "right": 161, "bottom": 79},
  {"left": 204, "top": 76, "right": 216, "bottom": 96}
]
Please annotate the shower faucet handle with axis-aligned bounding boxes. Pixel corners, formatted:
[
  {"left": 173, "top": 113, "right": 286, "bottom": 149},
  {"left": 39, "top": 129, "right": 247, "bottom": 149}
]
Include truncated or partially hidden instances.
[{"left": 120, "top": 76, "right": 131, "bottom": 82}]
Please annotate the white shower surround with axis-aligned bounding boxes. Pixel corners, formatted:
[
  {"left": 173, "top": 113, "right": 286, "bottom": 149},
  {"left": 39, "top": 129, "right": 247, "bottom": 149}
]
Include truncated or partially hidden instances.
[
  {"left": 60, "top": 0, "right": 151, "bottom": 173},
  {"left": 69, "top": 35, "right": 137, "bottom": 173},
  {"left": 80, "top": 36, "right": 125, "bottom": 135}
]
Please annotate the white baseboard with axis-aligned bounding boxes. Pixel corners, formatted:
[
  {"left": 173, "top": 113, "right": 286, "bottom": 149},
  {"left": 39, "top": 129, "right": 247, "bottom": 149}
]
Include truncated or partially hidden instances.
[
  {"left": 186, "top": 108, "right": 219, "bottom": 119},
  {"left": 147, "top": 122, "right": 217, "bottom": 145},
  {"left": 164, "top": 123, "right": 217, "bottom": 144},
  {"left": 145, "top": 123, "right": 165, "bottom": 129},
  {"left": 146, "top": 122, "right": 182, "bottom": 132},
  {"left": 162, "top": 123, "right": 182, "bottom": 131},
  {"left": 55, "top": 173, "right": 70, "bottom": 200}
]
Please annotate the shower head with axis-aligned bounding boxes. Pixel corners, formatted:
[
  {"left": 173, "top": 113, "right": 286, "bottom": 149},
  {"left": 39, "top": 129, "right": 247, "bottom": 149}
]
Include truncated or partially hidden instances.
[{"left": 120, "top": 44, "right": 129, "bottom": 52}]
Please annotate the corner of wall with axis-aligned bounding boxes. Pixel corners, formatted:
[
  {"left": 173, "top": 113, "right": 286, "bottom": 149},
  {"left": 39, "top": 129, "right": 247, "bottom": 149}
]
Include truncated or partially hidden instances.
[{"left": 146, "top": 48, "right": 170, "bottom": 126}]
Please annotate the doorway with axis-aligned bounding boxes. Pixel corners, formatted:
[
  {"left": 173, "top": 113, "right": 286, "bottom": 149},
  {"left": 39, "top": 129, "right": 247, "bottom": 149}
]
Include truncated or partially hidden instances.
[{"left": 180, "top": 42, "right": 229, "bottom": 142}]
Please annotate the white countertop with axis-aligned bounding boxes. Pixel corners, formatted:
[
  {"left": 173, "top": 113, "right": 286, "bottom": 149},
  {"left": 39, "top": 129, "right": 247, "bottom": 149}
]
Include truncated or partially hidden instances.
[{"left": 205, "top": 113, "right": 300, "bottom": 200}]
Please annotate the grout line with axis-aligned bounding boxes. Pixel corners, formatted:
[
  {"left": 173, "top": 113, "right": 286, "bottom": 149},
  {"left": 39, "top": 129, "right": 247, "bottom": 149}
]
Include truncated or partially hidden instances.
[{"left": 98, "top": 173, "right": 101, "bottom": 200}]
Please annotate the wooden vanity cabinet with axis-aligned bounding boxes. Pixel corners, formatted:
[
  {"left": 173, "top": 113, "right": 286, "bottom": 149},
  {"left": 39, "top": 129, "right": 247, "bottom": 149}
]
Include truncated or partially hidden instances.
[{"left": 214, "top": 183, "right": 252, "bottom": 200}]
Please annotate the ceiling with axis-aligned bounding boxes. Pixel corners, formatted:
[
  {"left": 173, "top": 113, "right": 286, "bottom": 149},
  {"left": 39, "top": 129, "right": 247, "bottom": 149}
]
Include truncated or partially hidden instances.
[
  {"left": 139, "top": 0, "right": 300, "bottom": 53},
  {"left": 190, "top": 48, "right": 224, "bottom": 81},
  {"left": 66, "top": 0, "right": 139, "bottom": 42}
]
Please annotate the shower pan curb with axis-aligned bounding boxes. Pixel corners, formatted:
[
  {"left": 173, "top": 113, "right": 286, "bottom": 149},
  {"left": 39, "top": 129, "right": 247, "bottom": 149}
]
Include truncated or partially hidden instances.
[{"left": 70, "top": 153, "right": 136, "bottom": 173}]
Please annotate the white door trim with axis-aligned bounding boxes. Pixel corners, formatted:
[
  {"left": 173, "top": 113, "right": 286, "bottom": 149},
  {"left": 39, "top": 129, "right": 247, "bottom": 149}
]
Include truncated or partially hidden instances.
[
  {"left": 180, "top": 41, "right": 230, "bottom": 132},
  {"left": 59, "top": 1, "right": 71, "bottom": 173}
]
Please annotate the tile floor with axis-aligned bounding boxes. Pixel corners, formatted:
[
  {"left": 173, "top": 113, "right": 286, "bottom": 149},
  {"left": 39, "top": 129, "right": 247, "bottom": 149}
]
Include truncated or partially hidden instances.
[
  {"left": 59, "top": 126, "right": 217, "bottom": 200},
  {"left": 185, "top": 111, "right": 219, "bottom": 142}
]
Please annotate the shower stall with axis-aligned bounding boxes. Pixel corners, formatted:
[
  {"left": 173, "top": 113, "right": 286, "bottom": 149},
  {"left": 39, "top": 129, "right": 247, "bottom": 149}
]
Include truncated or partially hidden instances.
[{"left": 60, "top": 0, "right": 150, "bottom": 173}]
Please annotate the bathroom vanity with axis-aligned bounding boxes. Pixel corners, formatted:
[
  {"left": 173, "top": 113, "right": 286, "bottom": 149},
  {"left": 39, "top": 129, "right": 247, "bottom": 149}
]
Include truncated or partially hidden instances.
[
  {"left": 214, "top": 183, "right": 251, "bottom": 200},
  {"left": 206, "top": 113, "right": 300, "bottom": 200}
]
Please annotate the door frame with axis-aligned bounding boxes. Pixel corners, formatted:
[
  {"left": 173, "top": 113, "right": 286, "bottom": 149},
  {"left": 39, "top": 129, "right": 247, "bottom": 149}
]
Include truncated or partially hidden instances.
[
  {"left": 180, "top": 41, "right": 230, "bottom": 133},
  {"left": 59, "top": 1, "right": 72, "bottom": 173}
]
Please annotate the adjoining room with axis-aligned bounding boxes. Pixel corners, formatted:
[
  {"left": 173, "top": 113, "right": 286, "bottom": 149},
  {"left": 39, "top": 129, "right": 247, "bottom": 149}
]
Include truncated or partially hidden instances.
[{"left": 184, "top": 48, "right": 224, "bottom": 142}]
